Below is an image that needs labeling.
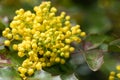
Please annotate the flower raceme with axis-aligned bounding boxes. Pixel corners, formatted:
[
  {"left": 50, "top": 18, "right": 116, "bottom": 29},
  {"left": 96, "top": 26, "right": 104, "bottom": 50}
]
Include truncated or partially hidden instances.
[{"left": 2, "top": 1, "right": 86, "bottom": 79}]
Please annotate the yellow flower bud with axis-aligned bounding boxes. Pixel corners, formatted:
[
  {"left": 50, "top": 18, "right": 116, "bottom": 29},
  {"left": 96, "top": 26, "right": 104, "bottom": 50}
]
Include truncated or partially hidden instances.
[
  {"left": 13, "top": 35, "right": 20, "bottom": 40},
  {"left": 28, "top": 61, "right": 33, "bottom": 66},
  {"left": 60, "top": 48, "right": 65, "bottom": 52},
  {"left": 65, "top": 16, "right": 70, "bottom": 20},
  {"left": 64, "top": 52, "right": 70, "bottom": 58},
  {"left": 80, "top": 32, "right": 86, "bottom": 37},
  {"left": 55, "top": 57, "right": 60, "bottom": 63},
  {"left": 35, "top": 16, "right": 43, "bottom": 23},
  {"left": 42, "top": 8, "right": 48, "bottom": 12},
  {"left": 13, "top": 44, "right": 18, "bottom": 50},
  {"left": 36, "top": 62, "right": 42, "bottom": 70},
  {"left": 18, "top": 47, "right": 25, "bottom": 52},
  {"left": 2, "top": 31, "right": 7, "bottom": 37},
  {"left": 45, "top": 51, "right": 51, "bottom": 56},
  {"left": 76, "top": 29, "right": 81, "bottom": 33},
  {"left": 22, "top": 62, "right": 27, "bottom": 67},
  {"left": 39, "top": 50, "right": 44, "bottom": 55},
  {"left": 50, "top": 57, "right": 55, "bottom": 62},
  {"left": 16, "top": 8, "right": 24, "bottom": 15},
  {"left": 65, "top": 31, "right": 71, "bottom": 37},
  {"left": 61, "top": 12, "right": 66, "bottom": 17},
  {"left": 62, "top": 27, "right": 69, "bottom": 33},
  {"left": 117, "top": 73, "right": 120, "bottom": 78},
  {"left": 50, "top": 7, "right": 57, "bottom": 13},
  {"left": 116, "top": 65, "right": 120, "bottom": 71},
  {"left": 34, "top": 6, "right": 39, "bottom": 12},
  {"left": 4, "top": 40, "right": 10, "bottom": 46},
  {"left": 32, "top": 43, "right": 37, "bottom": 49},
  {"left": 65, "top": 39, "right": 71, "bottom": 44},
  {"left": 49, "top": 13, "right": 55, "bottom": 17},
  {"left": 109, "top": 76, "right": 114, "bottom": 80},
  {"left": 7, "top": 33, "right": 12, "bottom": 39},
  {"left": 72, "top": 30, "right": 77, "bottom": 34},
  {"left": 110, "top": 71, "right": 115, "bottom": 76},
  {"left": 60, "top": 59, "right": 65, "bottom": 64},
  {"left": 60, "top": 52, "right": 64, "bottom": 57},
  {"left": 28, "top": 51, "right": 34, "bottom": 56},
  {"left": 76, "top": 25, "right": 80, "bottom": 28},
  {"left": 70, "top": 47, "right": 74, "bottom": 51},
  {"left": 18, "top": 52, "right": 25, "bottom": 57},
  {"left": 64, "top": 45, "right": 70, "bottom": 51},
  {"left": 53, "top": 49, "right": 57, "bottom": 52},
  {"left": 40, "top": 33, "right": 45, "bottom": 37},
  {"left": 40, "top": 58, "right": 45, "bottom": 62},
  {"left": 65, "top": 21, "right": 70, "bottom": 26},
  {"left": 5, "top": 28, "right": 10, "bottom": 32},
  {"left": 50, "top": 52, "right": 56, "bottom": 57},
  {"left": 46, "top": 62, "right": 51, "bottom": 67},
  {"left": 11, "top": 29, "right": 17, "bottom": 34},
  {"left": 18, "top": 67, "right": 27, "bottom": 74},
  {"left": 42, "top": 62, "right": 46, "bottom": 67},
  {"left": 28, "top": 68, "right": 34, "bottom": 76}
]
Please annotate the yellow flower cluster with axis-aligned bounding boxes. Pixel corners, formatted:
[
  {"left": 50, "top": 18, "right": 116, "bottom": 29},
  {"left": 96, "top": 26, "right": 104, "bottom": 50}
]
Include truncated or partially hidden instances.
[
  {"left": 109, "top": 65, "right": 120, "bottom": 80},
  {"left": 2, "top": 1, "right": 86, "bottom": 79}
]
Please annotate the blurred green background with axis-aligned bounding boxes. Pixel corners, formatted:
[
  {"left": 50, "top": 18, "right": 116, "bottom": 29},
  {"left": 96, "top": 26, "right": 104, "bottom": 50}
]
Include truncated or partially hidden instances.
[{"left": 0, "top": 0, "right": 120, "bottom": 80}]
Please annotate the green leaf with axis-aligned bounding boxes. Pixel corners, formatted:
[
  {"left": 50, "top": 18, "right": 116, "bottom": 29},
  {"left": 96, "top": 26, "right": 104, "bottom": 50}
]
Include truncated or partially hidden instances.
[
  {"left": 29, "top": 70, "right": 52, "bottom": 80},
  {"left": 69, "top": 52, "right": 85, "bottom": 69},
  {"left": 7, "top": 50, "right": 25, "bottom": 67},
  {"left": 43, "top": 62, "right": 74, "bottom": 75},
  {"left": 0, "top": 21, "right": 6, "bottom": 30},
  {"left": 85, "top": 34, "right": 107, "bottom": 50},
  {"left": 84, "top": 6, "right": 111, "bottom": 34},
  {"left": 83, "top": 49, "right": 104, "bottom": 71},
  {"left": 29, "top": 70, "right": 62, "bottom": 80},
  {"left": 109, "top": 39, "right": 120, "bottom": 52},
  {"left": 60, "top": 73, "right": 78, "bottom": 80},
  {"left": 0, "top": 21, "right": 6, "bottom": 35},
  {"left": 0, "top": 67, "right": 21, "bottom": 80},
  {"left": 52, "top": 76, "right": 61, "bottom": 80},
  {"left": 109, "top": 39, "right": 120, "bottom": 45}
]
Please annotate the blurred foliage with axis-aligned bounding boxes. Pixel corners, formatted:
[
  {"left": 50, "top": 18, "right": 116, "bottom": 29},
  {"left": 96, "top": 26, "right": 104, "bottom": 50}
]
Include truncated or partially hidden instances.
[{"left": 0, "top": 0, "right": 120, "bottom": 80}]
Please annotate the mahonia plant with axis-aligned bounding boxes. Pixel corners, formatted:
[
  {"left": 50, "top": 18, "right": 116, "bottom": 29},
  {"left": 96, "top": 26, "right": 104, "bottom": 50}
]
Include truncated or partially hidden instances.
[
  {"left": 109, "top": 65, "right": 120, "bottom": 80},
  {"left": 2, "top": 1, "right": 86, "bottom": 80}
]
